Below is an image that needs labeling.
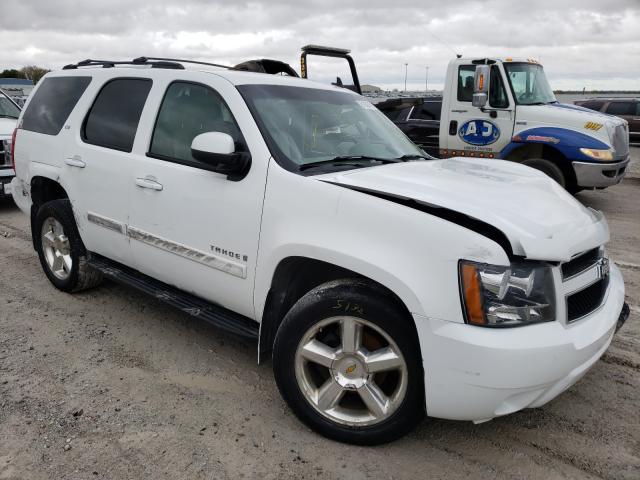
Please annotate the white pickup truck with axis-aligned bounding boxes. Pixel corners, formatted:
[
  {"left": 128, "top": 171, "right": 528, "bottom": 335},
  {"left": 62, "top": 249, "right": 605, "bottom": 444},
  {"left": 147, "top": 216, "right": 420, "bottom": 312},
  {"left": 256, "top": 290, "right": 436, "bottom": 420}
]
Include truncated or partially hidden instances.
[
  {"left": 9, "top": 54, "right": 629, "bottom": 445},
  {"left": 376, "top": 57, "right": 631, "bottom": 193},
  {"left": 0, "top": 90, "right": 20, "bottom": 199}
]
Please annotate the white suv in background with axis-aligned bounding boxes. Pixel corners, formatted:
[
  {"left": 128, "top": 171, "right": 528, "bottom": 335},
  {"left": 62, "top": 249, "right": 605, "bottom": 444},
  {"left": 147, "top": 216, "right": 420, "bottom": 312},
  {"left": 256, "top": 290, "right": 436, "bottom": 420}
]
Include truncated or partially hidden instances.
[
  {"left": 0, "top": 89, "right": 20, "bottom": 199},
  {"left": 10, "top": 57, "right": 628, "bottom": 444}
]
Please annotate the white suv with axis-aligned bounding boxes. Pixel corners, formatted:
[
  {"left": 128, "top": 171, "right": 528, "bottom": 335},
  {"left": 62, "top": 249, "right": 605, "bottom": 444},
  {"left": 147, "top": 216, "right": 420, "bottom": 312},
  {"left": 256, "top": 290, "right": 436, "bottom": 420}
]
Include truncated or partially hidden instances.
[
  {"left": 0, "top": 89, "right": 21, "bottom": 198},
  {"left": 10, "top": 57, "right": 628, "bottom": 444}
]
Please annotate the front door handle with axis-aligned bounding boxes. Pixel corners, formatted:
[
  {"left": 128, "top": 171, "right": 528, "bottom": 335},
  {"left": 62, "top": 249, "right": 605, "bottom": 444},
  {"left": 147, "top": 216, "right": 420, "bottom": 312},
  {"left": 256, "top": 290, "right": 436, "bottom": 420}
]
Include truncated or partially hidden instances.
[
  {"left": 135, "top": 177, "right": 163, "bottom": 191},
  {"left": 449, "top": 120, "right": 458, "bottom": 136},
  {"left": 65, "top": 155, "right": 86, "bottom": 168}
]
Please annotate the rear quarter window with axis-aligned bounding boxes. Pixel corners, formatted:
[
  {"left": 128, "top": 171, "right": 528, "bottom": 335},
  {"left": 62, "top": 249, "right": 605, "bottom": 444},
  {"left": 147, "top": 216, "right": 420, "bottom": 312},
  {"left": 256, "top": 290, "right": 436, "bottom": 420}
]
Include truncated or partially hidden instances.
[{"left": 21, "top": 76, "right": 92, "bottom": 135}]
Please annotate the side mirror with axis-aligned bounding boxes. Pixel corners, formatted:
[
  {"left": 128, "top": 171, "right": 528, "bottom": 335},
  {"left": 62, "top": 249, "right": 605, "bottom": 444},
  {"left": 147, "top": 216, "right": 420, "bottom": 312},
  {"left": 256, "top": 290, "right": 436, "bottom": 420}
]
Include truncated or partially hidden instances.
[
  {"left": 191, "top": 132, "right": 251, "bottom": 181},
  {"left": 472, "top": 65, "right": 490, "bottom": 108}
]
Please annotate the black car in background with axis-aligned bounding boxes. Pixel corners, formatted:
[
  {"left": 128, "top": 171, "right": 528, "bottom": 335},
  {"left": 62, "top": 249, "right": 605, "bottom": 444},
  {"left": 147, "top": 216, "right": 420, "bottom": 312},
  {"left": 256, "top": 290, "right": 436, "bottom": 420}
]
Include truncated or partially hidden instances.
[
  {"left": 376, "top": 97, "right": 442, "bottom": 156},
  {"left": 575, "top": 98, "right": 639, "bottom": 144}
]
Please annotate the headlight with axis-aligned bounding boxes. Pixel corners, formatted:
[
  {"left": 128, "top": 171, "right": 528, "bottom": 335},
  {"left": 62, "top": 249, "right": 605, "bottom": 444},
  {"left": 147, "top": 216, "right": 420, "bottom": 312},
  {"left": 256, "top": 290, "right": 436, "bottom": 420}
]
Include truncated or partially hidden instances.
[
  {"left": 580, "top": 148, "right": 613, "bottom": 161},
  {"left": 459, "top": 260, "right": 556, "bottom": 327},
  {"left": 1, "top": 139, "right": 10, "bottom": 167}
]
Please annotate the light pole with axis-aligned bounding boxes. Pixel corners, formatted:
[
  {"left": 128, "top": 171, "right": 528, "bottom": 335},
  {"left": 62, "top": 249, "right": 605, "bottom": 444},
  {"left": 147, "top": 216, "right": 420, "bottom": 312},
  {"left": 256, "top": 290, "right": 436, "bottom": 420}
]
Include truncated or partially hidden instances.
[
  {"left": 404, "top": 63, "right": 408, "bottom": 92},
  {"left": 425, "top": 66, "right": 429, "bottom": 94}
]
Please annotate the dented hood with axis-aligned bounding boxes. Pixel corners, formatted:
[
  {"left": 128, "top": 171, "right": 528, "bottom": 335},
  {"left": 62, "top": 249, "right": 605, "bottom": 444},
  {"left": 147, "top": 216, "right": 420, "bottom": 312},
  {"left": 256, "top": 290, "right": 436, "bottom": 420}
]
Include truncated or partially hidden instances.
[{"left": 317, "top": 158, "right": 609, "bottom": 262}]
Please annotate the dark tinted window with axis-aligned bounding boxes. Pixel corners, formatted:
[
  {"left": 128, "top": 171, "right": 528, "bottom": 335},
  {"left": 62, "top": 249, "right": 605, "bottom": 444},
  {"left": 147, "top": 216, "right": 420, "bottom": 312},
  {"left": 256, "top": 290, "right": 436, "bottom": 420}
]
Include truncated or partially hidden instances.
[
  {"left": 411, "top": 101, "right": 441, "bottom": 120},
  {"left": 605, "top": 101, "right": 635, "bottom": 116},
  {"left": 379, "top": 106, "right": 405, "bottom": 121},
  {"left": 21, "top": 76, "right": 91, "bottom": 135},
  {"left": 489, "top": 66, "right": 509, "bottom": 108},
  {"left": 149, "top": 82, "right": 243, "bottom": 164},
  {"left": 83, "top": 78, "right": 152, "bottom": 152},
  {"left": 457, "top": 65, "right": 475, "bottom": 102},
  {"left": 578, "top": 100, "right": 605, "bottom": 111}
]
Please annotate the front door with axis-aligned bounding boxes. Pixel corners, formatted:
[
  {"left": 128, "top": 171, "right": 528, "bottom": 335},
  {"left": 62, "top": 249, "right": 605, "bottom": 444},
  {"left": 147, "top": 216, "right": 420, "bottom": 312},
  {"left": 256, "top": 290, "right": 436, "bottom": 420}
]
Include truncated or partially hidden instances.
[
  {"left": 127, "top": 77, "right": 269, "bottom": 319},
  {"left": 443, "top": 64, "right": 514, "bottom": 158}
]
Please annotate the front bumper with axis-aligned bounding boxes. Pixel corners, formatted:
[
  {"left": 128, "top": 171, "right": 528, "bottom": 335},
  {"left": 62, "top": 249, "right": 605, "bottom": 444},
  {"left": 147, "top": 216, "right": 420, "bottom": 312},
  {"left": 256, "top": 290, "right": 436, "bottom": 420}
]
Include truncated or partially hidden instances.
[
  {"left": 0, "top": 168, "right": 14, "bottom": 198},
  {"left": 414, "top": 263, "right": 625, "bottom": 422},
  {"left": 572, "top": 157, "right": 629, "bottom": 188}
]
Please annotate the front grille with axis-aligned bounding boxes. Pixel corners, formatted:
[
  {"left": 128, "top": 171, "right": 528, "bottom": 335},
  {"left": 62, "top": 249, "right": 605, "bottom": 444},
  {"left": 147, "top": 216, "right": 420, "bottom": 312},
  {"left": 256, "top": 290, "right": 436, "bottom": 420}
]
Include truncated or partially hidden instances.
[
  {"left": 611, "top": 124, "right": 629, "bottom": 158},
  {"left": 562, "top": 247, "right": 601, "bottom": 279},
  {"left": 567, "top": 277, "right": 609, "bottom": 322}
]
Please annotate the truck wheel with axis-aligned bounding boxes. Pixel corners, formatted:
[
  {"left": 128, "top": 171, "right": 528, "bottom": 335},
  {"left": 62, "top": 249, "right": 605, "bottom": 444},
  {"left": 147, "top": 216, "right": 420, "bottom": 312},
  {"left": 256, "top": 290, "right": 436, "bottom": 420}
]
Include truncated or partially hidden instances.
[
  {"left": 522, "top": 158, "right": 565, "bottom": 188},
  {"left": 35, "top": 199, "right": 103, "bottom": 293},
  {"left": 273, "top": 279, "right": 424, "bottom": 445}
]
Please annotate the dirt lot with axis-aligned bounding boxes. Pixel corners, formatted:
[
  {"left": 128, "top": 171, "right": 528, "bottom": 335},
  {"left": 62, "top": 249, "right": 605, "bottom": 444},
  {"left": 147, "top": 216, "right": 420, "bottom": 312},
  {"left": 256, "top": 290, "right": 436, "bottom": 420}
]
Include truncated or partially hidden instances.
[{"left": 1, "top": 150, "right": 639, "bottom": 480}]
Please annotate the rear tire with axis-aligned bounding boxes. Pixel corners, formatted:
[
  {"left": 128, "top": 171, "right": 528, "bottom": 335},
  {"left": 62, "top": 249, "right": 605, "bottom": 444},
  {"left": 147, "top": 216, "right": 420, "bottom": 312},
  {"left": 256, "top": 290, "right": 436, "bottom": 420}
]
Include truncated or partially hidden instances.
[
  {"left": 35, "top": 199, "right": 103, "bottom": 293},
  {"left": 522, "top": 158, "right": 566, "bottom": 188},
  {"left": 273, "top": 279, "right": 424, "bottom": 445}
]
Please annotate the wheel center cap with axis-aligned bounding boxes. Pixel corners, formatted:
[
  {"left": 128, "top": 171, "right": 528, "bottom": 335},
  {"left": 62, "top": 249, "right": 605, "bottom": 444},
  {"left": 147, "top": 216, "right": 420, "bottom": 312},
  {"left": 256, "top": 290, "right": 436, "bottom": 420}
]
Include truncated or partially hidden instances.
[{"left": 332, "top": 356, "right": 367, "bottom": 389}]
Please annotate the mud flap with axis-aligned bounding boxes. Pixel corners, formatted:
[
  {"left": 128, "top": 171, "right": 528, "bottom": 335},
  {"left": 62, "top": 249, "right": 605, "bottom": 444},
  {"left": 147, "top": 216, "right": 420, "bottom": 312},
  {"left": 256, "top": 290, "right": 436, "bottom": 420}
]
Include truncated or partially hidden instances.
[{"left": 616, "top": 302, "right": 630, "bottom": 333}]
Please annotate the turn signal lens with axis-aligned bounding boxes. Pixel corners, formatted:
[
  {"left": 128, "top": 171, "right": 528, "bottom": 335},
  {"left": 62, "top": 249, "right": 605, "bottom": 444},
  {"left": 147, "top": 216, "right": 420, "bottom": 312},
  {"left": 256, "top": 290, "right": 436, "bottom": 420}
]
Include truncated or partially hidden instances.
[
  {"left": 580, "top": 148, "right": 614, "bottom": 161},
  {"left": 460, "top": 263, "right": 485, "bottom": 325}
]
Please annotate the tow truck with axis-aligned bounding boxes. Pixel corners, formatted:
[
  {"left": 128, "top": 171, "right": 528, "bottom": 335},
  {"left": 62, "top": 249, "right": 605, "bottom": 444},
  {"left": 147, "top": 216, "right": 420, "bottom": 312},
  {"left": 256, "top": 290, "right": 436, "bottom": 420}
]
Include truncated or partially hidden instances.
[{"left": 375, "top": 58, "right": 630, "bottom": 192}]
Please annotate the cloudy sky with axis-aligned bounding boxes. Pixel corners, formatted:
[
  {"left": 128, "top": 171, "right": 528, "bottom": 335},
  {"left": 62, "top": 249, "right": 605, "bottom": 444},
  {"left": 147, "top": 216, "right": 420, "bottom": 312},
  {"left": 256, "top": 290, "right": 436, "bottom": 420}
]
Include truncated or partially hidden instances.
[{"left": 1, "top": 0, "right": 639, "bottom": 91}]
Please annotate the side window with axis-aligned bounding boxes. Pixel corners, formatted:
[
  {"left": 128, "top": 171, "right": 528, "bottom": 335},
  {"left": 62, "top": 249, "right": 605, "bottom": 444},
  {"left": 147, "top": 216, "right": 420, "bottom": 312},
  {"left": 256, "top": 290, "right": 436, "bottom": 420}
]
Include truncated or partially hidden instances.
[
  {"left": 489, "top": 66, "right": 509, "bottom": 109},
  {"left": 149, "top": 82, "right": 244, "bottom": 164},
  {"left": 379, "top": 106, "right": 403, "bottom": 121},
  {"left": 21, "top": 76, "right": 91, "bottom": 135},
  {"left": 605, "top": 101, "right": 635, "bottom": 116},
  {"left": 457, "top": 65, "right": 475, "bottom": 102},
  {"left": 411, "top": 102, "right": 441, "bottom": 121},
  {"left": 83, "top": 78, "right": 152, "bottom": 152},
  {"left": 580, "top": 101, "right": 604, "bottom": 111}
]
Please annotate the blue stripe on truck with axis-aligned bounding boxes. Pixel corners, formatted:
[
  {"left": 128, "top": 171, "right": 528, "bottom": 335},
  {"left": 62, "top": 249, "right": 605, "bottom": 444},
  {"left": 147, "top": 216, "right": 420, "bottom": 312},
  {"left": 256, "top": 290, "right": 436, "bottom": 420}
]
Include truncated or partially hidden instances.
[{"left": 499, "top": 127, "right": 610, "bottom": 162}]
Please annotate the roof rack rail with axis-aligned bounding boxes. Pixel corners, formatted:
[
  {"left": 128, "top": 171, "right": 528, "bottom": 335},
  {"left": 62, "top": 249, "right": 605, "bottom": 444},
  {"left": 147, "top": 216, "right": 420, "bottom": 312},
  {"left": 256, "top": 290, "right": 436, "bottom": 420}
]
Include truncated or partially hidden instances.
[
  {"left": 63, "top": 58, "right": 185, "bottom": 70},
  {"left": 133, "top": 56, "right": 231, "bottom": 70}
]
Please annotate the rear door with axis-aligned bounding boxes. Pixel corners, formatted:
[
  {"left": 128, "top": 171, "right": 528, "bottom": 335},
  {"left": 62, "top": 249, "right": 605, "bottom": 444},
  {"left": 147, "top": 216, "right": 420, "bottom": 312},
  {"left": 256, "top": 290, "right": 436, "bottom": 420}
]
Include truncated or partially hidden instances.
[
  {"left": 403, "top": 100, "right": 441, "bottom": 155},
  {"left": 443, "top": 64, "right": 514, "bottom": 158},
  {"left": 63, "top": 76, "right": 152, "bottom": 266}
]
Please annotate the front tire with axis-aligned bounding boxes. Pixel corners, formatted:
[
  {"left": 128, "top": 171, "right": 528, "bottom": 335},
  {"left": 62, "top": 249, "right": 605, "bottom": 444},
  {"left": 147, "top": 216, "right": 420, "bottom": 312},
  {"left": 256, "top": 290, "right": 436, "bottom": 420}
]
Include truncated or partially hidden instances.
[
  {"left": 522, "top": 158, "right": 566, "bottom": 188},
  {"left": 273, "top": 279, "right": 424, "bottom": 445},
  {"left": 35, "top": 199, "right": 102, "bottom": 292}
]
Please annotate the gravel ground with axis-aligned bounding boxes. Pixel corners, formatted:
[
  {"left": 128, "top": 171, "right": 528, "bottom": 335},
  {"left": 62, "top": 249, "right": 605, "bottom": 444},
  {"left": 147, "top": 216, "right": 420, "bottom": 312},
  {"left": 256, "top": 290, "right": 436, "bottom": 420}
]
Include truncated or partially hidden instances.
[{"left": 1, "top": 149, "right": 639, "bottom": 480}]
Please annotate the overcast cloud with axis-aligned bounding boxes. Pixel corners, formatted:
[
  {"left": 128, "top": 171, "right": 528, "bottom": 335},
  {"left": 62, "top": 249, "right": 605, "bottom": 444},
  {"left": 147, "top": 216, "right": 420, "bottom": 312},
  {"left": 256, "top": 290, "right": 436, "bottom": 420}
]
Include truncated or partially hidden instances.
[{"left": 1, "top": 0, "right": 639, "bottom": 90}]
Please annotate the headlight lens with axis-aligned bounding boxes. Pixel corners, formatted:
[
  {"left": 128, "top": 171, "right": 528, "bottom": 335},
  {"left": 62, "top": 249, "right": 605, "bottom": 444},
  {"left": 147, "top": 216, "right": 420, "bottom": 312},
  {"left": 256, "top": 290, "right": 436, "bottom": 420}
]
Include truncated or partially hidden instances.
[
  {"left": 580, "top": 148, "right": 614, "bottom": 161},
  {"left": 1, "top": 139, "right": 10, "bottom": 167},
  {"left": 459, "top": 260, "right": 556, "bottom": 327}
]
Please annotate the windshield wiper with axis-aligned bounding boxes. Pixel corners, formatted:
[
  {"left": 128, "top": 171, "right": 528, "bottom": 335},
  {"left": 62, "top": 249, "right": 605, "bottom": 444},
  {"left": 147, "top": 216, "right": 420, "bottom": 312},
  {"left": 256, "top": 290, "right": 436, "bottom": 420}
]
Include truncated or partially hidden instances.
[
  {"left": 299, "top": 155, "right": 400, "bottom": 171},
  {"left": 395, "top": 154, "right": 431, "bottom": 161},
  {"left": 0, "top": 114, "right": 19, "bottom": 119}
]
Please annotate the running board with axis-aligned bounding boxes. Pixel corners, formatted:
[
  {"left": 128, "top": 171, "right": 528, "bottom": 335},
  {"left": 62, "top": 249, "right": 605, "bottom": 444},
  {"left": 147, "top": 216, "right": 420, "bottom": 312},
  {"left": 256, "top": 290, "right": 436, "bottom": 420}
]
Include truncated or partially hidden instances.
[{"left": 88, "top": 254, "right": 259, "bottom": 340}]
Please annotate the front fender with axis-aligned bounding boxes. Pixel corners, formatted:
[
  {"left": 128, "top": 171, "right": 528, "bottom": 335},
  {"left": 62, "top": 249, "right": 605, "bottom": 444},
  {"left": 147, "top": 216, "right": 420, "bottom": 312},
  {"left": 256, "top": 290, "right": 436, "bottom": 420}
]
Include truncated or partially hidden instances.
[
  {"left": 254, "top": 163, "right": 510, "bottom": 324},
  {"left": 501, "top": 127, "right": 610, "bottom": 162}
]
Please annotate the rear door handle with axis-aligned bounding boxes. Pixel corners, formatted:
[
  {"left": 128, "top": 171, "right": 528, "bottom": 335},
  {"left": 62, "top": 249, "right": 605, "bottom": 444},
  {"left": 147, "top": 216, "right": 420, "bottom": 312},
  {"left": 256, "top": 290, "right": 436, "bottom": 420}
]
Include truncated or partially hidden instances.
[
  {"left": 65, "top": 155, "right": 86, "bottom": 168},
  {"left": 135, "top": 177, "right": 163, "bottom": 191}
]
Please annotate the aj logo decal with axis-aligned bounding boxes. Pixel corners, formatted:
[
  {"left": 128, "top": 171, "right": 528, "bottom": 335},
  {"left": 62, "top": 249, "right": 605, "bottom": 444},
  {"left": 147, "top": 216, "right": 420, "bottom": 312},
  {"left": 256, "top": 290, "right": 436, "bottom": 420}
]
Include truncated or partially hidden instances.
[{"left": 459, "top": 119, "right": 500, "bottom": 146}]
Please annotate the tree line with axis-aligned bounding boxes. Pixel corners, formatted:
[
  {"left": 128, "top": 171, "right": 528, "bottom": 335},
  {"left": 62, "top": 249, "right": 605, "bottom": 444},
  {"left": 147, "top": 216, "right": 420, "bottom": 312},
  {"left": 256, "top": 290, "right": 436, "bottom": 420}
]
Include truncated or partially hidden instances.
[{"left": 1, "top": 66, "right": 50, "bottom": 84}]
